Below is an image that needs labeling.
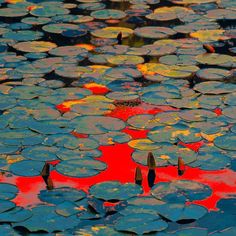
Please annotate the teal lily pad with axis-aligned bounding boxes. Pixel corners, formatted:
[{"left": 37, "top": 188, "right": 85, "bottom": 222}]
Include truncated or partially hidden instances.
[
  {"left": 158, "top": 228, "right": 208, "bottom": 236},
  {"left": 55, "top": 200, "right": 85, "bottom": 217},
  {"left": 43, "top": 134, "right": 99, "bottom": 150},
  {"left": 194, "top": 81, "right": 236, "bottom": 95},
  {"left": 39, "top": 187, "right": 86, "bottom": 205},
  {"left": 0, "top": 207, "right": 32, "bottom": 223},
  {"left": 190, "top": 152, "right": 231, "bottom": 170},
  {"left": 89, "top": 181, "right": 143, "bottom": 201},
  {"left": 196, "top": 68, "right": 232, "bottom": 80},
  {"left": 151, "top": 180, "right": 212, "bottom": 203},
  {"left": 56, "top": 148, "right": 101, "bottom": 160},
  {"left": 2, "top": 30, "right": 43, "bottom": 42},
  {"left": 0, "top": 183, "right": 18, "bottom": 200},
  {"left": 0, "top": 224, "right": 20, "bottom": 236},
  {"left": 72, "top": 116, "right": 126, "bottom": 135},
  {"left": 13, "top": 205, "right": 79, "bottom": 232},
  {"left": 115, "top": 213, "right": 168, "bottom": 235},
  {"left": 0, "top": 200, "right": 15, "bottom": 214},
  {"left": 10, "top": 160, "right": 45, "bottom": 177},
  {"left": 22, "top": 146, "right": 59, "bottom": 161},
  {"left": 134, "top": 26, "right": 176, "bottom": 39},
  {"left": 90, "top": 132, "right": 131, "bottom": 146},
  {"left": 154, "top": 203, "right": 207, "bottom": 222},
  {"left": 56, "top": 158, "right": 107, "bottom": 177},
  {"left": 214, "top": 134, "right": 236, "bottom": 151},
  {"left": 49, "top": 45, "right": 87, "bottom": 57},
  {"left": 91, "top": 9, "right": 126, "bottom": 20}
]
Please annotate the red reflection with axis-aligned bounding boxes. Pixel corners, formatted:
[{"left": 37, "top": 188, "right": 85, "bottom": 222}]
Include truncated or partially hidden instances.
[{"left": 1, "top": 99, "right": 236, "bottom": 212}]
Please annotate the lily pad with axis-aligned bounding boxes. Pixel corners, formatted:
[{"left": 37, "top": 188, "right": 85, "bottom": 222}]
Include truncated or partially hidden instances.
[
  {"left": 194, "top": 81, "right": 236, "bottom": 94},
  {"left": 39, "top": 187, "right": 86, "bottom": 204},
  {"left": 91, "top": 9, "right": 126, "bottom": 20},
  {"left": 0, "top": 183, "right": 18, "bottom": 200},
  {"left": 89, "top": 181, "right": 142, "bottom": 201},
  {"left": 13, "top": 41, "right": 57, "bottom": 53},
  {"left": 22, "top": 146, "right": 59, "bottom": 161},
  {"left": 91, "top": 27, "right": 133, "bottom": 39},
  {"left": 151, "top": 180, "right": 212, "bottom": 203},
  {"left": 56, "top": 158, "right": 107, "bottom": 177},
  {"left": 115, "top": 213, "right": 168, "bottom": 235},
  {"left": 13, "top": 205, "right": 79, "bottom": 232},
  {"left": 72, "top": 116, "right": 125, "bottom": 134},
  {"left": 10, "top": 160, "right": 45, "bottom": 177},
  {"left": 134, "top": 26, "right": 176, "bottom": 39},
  {"left": 214, "top": 134, "right": 236, "bottom": 151}
]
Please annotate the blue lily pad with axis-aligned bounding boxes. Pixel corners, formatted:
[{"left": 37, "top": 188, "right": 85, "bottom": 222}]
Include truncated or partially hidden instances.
[
  {"left": 10, "top": 160, "right": 45, "bottom": 177},
  {"left": 89, "top": 181, "right": 143, "bottom": 201},
  {"left": 39, "top": 187, "right": 86, "bottom": 205},
  {"left": 13, "top": 205, "right": 79, "bottom": 232},
  {"left": 56, "top": 158, "right": 107, "bottom": 177},
  {"left": 0, "top": 183, "right": 18, "bottom": 200},
  {"left": 151, "top": 180, "right": 212, "bottom": 203}
]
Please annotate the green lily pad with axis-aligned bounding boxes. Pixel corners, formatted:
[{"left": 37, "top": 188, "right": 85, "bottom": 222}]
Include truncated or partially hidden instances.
[
  {"left": 196, "top": 68, "right": 233, "bottom": 80},
  {"left": 13, "top": 41, "right": 57, "bottom": 53},
  {"left": 151, "top": 180, "right": 212, "bottom": 203},
  {"left": 72, "top": 116, "right": 125, "bottom": 134},
  {"left": 107, "top": 55, "right": 144, "bottom": 65},
  {"left": 158, "top": 228, "right": 208, "bottom": 236},
  {"left": 13, "top": 206, "right": 79, "bottom": 232},
  {"left": 0, "top": 224, "right": 20, "bottom": 236},
  {"left": 196, "top": 53, "right": 234, "bottom": 67},
  {"left": 0, "top": 8, "right": 28, "bottom": 17},
  {"left": 70, "top": 95, "right": 115, "bottom": 115},
  {"left": 49, "top": 45, "right": 88, "bottom": 57},
  {"left": 148, "top": 124, "right": 202, "bottom": 143},
  {"left": 90, "top": 132, "right": 131, "bottom": 145},
  {"left": 155, "top": 203, "right": 207, "bottom": 222},
  {"left": 56, "top": 148, "right": 101, "bottom": 160},
  {"left": 179, "top": 109, "right": 216, "bottom": 121},
  {"left": 91, "top": 9, "right": 126, "bottom": 20},
  {"left": 22, "top": 146, "right": 59, "bottom": 161},
  {"left": 0, "top": 183, "right": 18, "bottom": 200},
  {"left": 115, "top": 213, "right": 168, "bottom": 235},
  {"left": 10, "top": 160, "right": 45, "bottom": 177},
  {"left": 0, "top": 207, "right": 32, "bottom": 223},
  {"left": 91, "top": 27, "right": 133, "bottom": 39},
  {"left": 30, "top": 6, "right": 69, "bottom": 17},
  {"left": 190, "top": 151, "right": 231, "bottom": 170},
  {"left": 89, "top": 181, "right": 143, "bottom": 201},
  {"left": 55, "top": 200, "right": 85, "bottom": 217},
  {"left": 222, "top": 107, "right": 236, "bottom": 120},
  {"left": 56, "top": 158, "right": 107, "bottom": 177},
  {"left": 0, "top": 200, "right": 16, "bottom": 214},
  {"left": 44, "top": 134, "right": 99, "bottom": 150},
  {"left": 9, "top": 85, "right": 52, "bottom": 100},
  {"left": 134, "top": 26, "right": 176, "bottom": 39},
  {"left": 39, "top": 187, "right": 86, "bottom": 204},
  {"left": 194, "top": 81, "right": 236, "bottom": 94},
  {"left": 2, "top": 30, "right": 43, "bottom": 42},
  {"left": 128, "top": 139, "right": 160, "bottom": 151},
  {"left": 214, "top": 134, "right": 236, "bottom": 151}
]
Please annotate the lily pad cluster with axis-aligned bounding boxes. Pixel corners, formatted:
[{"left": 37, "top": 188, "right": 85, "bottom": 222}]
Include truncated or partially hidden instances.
[{"left": 0, "top": 0, "right": 236, "bottom": 234}]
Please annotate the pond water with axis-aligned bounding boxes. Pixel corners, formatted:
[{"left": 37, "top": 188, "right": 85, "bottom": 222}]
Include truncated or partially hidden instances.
[{"left": 0, "top": 0, "right": 236, "bottom": 235}]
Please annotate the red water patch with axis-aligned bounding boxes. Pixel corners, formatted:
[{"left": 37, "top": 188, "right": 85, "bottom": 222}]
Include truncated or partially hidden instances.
[
  {"left": 214, "top": 108, "right": 223, "bottom": 116},
  {"left": 178, "top": 141, "right": 204, "bottom": 152},
  {"left": 1, "top": 101, "right": 236, "bottom": 211},
  {"left": 71, "top": 131, "right": 88, "bottom": 139},
  {"left": 56, "top": 103, "right": 71, "bottom": 113},
  {"left": 108, "top": 103, "right": 177, "bottom": 121},
  {"left": 83, "top": 84, "right": 110, "bottom": 95}
]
